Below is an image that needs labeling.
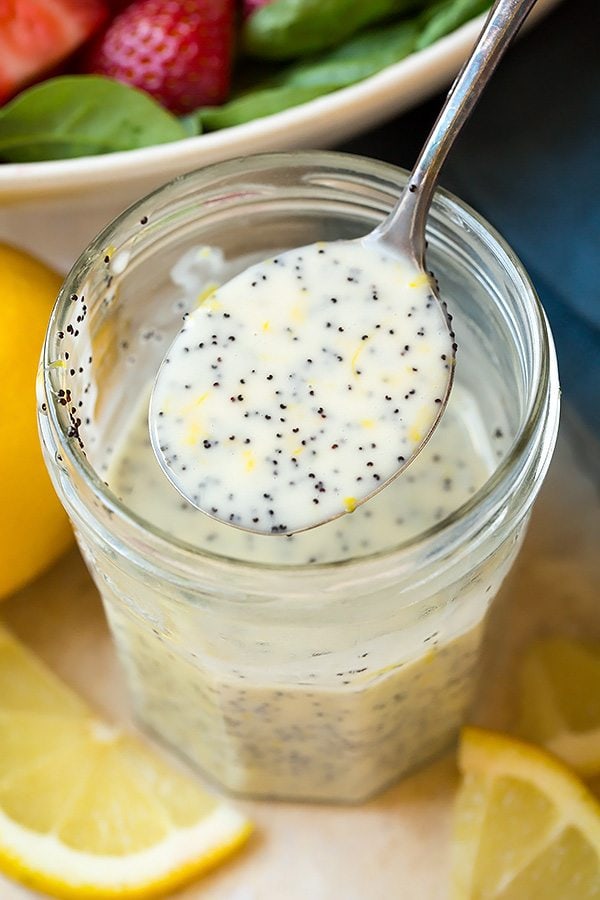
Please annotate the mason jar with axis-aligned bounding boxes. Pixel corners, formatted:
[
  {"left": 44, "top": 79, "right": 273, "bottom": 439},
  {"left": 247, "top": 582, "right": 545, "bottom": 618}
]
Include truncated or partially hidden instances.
[{"left": 38, "top": 152, "right": 560, "bottom": 804}]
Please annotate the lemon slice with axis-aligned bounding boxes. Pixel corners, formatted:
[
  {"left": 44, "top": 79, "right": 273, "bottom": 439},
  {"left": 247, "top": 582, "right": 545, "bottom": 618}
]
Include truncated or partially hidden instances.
[
  {"left": 516, "top": 636, "right": 600, "bottom": 777},
  {"left": 451, "top": 726, "right": 600, "bottom": 899},
  {"left": 0, "top": 625, "right": 252, "bottom": 898}
]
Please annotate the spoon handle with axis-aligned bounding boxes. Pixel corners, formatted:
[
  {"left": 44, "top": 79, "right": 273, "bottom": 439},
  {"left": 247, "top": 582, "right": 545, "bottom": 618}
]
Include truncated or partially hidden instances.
[{"left": 375, "top": 0, "right": 538, "bottom": 262}]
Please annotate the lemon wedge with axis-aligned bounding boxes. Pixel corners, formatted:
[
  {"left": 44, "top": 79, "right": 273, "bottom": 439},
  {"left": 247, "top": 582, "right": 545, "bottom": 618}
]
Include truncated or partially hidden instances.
[
  {"left": 516, "top": 636, "right": 600, "bottom": 777},
  {"left": 0, "top": 242, "right": 73, "bottom": 600},
  {"left": 0, "top": 625, "right": 252, "bottom": 898},
  {"left": 451, "top": 726, "right": 600, "bottom": 898}
]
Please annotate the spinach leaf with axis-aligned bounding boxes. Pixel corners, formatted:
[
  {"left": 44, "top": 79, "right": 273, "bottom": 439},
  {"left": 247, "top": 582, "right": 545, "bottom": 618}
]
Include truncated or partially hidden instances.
[
  {"left": 0, "top": 76, "right": 188, "bottom": 163},
  {"left": 242, "top": 0, "right": 425, "bottom": 60},
  {"left": 284, "top": 20, "right": 419, "bottom": 87},
  {"left": 199, "top": 85, "right": 329, "bottom": 131},
  {"left": 416, "top": 0, "right": 491, "bottom": 49},
  {"left": 200, "top": 19, "right": 418, "bottom": 131}
]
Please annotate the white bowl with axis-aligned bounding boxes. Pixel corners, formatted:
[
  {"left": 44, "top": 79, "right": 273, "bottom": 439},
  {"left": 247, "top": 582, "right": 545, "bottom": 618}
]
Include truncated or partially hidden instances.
[{"left": 0, "top": 0, "right": 559, "bottom": 272}]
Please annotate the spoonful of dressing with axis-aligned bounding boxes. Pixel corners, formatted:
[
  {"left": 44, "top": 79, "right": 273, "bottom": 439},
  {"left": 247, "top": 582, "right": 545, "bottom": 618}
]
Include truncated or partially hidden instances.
[{"left": 150, "top": 0, "right": 537, "bottom": 536}]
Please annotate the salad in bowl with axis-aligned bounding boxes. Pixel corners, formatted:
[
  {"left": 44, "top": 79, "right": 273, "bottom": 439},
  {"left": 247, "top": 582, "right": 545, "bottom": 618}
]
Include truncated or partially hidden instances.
[
  {"left": 0, "top": 0, "right": 559, "bottom": 268},
  {"left": 0, "top": 0, "right": 493, "bottom": 163}
]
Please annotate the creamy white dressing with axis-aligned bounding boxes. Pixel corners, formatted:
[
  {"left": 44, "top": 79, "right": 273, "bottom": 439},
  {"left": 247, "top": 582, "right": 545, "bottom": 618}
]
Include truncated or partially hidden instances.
[
  {"left": 108, "top": 382, "right": 490, "bottom": 566},
  {"left": 150, "top": 240, "right": 453, "bottom": 534},
  {"left": 104, "top": 371, "right": 505, "bottom": 802}
]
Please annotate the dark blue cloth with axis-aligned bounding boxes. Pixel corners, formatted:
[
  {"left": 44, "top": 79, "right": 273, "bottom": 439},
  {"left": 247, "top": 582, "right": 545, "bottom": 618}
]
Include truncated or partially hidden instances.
[{"left": 342, "top": 0, "right": 600, "bottom": 435}]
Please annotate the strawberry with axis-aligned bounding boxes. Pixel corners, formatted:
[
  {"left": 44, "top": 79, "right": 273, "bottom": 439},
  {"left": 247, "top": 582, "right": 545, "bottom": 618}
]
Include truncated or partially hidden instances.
[
  {"left": 0, "top": 0, "right": 108, "bottom": 103},
  {"left": 85, "top": 0, "right": 234, "bottom": 114}
]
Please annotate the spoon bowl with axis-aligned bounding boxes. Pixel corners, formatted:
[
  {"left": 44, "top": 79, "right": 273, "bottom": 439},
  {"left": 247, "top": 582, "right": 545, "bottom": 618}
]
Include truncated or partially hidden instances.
[{"left": 150, "top": 236, "right": 455, "bottom": 534}]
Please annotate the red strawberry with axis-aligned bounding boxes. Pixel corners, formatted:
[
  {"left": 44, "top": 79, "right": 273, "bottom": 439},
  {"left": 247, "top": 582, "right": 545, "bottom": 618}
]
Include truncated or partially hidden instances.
[
  {"left": 0, "top": 0, "right": 108, "bottom": 103},
  {"left": 85, "top": 0, "right": 234, "bottom": 114}
]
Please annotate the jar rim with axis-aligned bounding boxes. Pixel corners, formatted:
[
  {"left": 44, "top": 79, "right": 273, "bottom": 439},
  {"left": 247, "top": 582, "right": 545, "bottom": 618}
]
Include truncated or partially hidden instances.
[{"left": 41, "top": 150, "right": 560, "bottom": 579}]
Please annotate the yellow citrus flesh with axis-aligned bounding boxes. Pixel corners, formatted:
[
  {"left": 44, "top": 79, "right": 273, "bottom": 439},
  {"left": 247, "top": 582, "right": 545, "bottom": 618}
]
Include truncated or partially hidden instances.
[
  {"left": 517, "top": 636, "right": 600, "bottom": 776},
  {"left": 451, "top": 726, "right": 600, "bottom": 899},
  {"left": 0, "top": 243, "right": 73, "bottom": 600},
  {"left": 0, "top": 626, "right": 252, "bottom": 898}
]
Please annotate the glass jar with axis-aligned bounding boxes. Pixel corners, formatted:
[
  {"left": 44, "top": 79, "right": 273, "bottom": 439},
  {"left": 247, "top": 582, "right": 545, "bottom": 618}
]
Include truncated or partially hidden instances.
[{"left": 38, "top": 152, "right": 559, "bottom": 804}]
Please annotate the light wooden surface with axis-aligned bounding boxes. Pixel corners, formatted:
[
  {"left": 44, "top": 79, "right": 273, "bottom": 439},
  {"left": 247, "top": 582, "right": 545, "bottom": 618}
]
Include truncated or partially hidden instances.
[{"left": 2, "top": 425, "right": 598, "bottom": 900}]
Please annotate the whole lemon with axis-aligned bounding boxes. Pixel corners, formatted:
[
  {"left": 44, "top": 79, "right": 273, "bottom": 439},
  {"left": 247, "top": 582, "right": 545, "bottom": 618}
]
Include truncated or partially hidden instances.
[{"left": 0, "top": 243, "right": 73, "bottom": 600}]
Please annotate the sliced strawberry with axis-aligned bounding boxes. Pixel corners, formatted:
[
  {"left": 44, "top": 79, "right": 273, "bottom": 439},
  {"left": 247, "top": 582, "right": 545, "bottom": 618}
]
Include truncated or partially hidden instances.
[
  {"left": 85, "top": 0, "right": 234, "bottom": 114},
  {"left": 0, "top": 0, "right": 108, "bottom": 103}
]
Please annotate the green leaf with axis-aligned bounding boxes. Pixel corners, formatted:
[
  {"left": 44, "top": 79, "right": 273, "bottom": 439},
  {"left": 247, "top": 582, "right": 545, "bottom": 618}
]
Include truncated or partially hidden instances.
[
  {"left": 199, "top": 19, "right": 418, "bottom": 131},
  {"left": 284, "top": 19, "right": 419, "bottom": 88},
  {"left": 415, "top": 0, "right": 490, "bottom": 50},
  {"left": 178, "top": 113, "right": 203, "bottom": 137},
  {"left": 200, "top": 0, "right": 490, "bottom": 136},
  {"left": 199, "top": 85, "right": 329, "bottom": 131},
  {"left": 242, "top": 0, "right": 425, "bottom": 60},
  {"left": 0, "top": 76, "right": 188, "bottom": 163}
]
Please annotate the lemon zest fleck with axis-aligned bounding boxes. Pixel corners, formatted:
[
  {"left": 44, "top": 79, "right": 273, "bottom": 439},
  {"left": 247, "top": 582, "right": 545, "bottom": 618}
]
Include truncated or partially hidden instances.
[
  {"left": 350, "top": 343, "right": 366, "bottom": 374},
  {"left": 243, "top": 450, "right": 256, "bottom": 472},
  {"left": 184, "top": 421, "right": 202, "bottom": 447},
  {"left": 343, "top": 497, "right": 358, "bottom": 513},
  {"left": 360, "top": 419, "right": 375, "bottom": 429},
  {"left": 408, "top": 272, "right": 430, "bottom": 288},
  {"left": 195, "top": 283, "right": 219, "bottom": 308},
  {"left": 291, "top": 304, "right": 305, "bottom": 324},
  {"left": 408, "top": 404, "right": 433, "bottom": 444},
  {"left": 182, "top": 391, "right": 209, "bottom": 415}
]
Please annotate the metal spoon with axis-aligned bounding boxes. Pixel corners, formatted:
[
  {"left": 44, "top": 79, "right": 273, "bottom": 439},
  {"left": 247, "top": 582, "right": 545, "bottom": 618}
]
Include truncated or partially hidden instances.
[
  {"left": 150, "top": 0, "right": 538, "bottom": 536},
  {"left": 367, "top": 0, "right": 537, "bottom": 263}
]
